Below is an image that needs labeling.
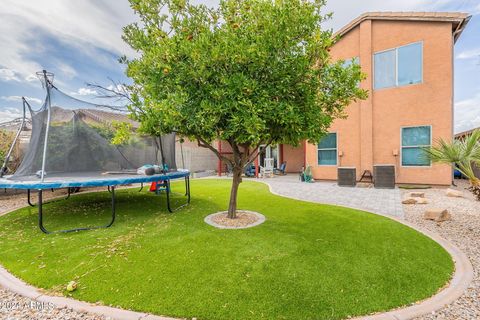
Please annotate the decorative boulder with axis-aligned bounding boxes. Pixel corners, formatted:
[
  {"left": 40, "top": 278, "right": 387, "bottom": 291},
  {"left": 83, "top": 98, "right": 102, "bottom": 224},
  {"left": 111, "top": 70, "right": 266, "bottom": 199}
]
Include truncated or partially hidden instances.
[
  {"left": 424, "top": 208, "right": 451, "bottom": 222},
  {"left": 416, "top": 198, "right": 428, "bottom": 204},
  {"left": 446, "top": 188, "right": 463, "bottom": 198},
  {"left": 402, "top": 198, "right": 417, "bottom": 204},
  {"left": 409, "top": 192, "right": 425, "bottom": 198}
]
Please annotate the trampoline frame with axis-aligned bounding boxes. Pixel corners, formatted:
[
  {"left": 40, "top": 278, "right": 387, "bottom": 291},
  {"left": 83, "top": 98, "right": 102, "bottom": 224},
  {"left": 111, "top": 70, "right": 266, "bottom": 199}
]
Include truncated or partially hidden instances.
[
  {"left": 1, "top": 173, "right": 190, "bottom": 234},
  {"left": 0, "top": 70, "right": 191, "bottom": 234}
]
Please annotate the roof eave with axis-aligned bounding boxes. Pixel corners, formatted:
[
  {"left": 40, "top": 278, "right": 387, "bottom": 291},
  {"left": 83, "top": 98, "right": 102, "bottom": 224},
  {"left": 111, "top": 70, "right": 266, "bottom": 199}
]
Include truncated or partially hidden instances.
[
  {"left": 333, "top": 13, "right": 471, "bottom": 41},
  {"left": 453, "top": 15, "right": 471, "bottom": 43}
]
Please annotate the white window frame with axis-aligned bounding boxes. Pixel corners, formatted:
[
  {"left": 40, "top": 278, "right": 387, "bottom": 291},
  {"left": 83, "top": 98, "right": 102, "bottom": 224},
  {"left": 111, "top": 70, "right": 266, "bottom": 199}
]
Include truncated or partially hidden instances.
[
  {"left": 317, "top": 132, "right": 338, "bottom": 166},
  {"left": 373, "top": 41, "right": 423, "bottom": 90},
  {"left": 400, "top": 125, "right": 432, "bottom": 168}
]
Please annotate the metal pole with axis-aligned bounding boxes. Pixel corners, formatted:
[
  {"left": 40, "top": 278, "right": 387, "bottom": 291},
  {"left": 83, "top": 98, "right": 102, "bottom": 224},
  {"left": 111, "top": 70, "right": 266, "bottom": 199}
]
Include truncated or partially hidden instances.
[
  {"left": 180, "top": 140, "right": 185, "bottom": 169},
  {"left": 0, "top": 98, "right": 27, "bottom": 177},
  {"left": 40, "top": 70, "right": 52, "bottom": 182},
  {"left": 158, "top": 136, "right": 167, "bottom": 172}
]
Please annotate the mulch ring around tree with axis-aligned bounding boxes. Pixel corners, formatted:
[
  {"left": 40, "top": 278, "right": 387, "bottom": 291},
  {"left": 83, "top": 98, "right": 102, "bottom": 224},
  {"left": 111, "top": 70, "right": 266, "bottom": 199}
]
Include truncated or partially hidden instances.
[{"left": 204, "top": 210, "right": 266, "bottom": 229}]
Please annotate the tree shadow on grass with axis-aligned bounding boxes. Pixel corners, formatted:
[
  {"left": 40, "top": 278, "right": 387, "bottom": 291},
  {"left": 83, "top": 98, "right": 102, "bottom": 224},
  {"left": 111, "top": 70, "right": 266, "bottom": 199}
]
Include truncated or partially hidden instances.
[{"left": 2, "top": 188, "right": 222, "bottom": 236}]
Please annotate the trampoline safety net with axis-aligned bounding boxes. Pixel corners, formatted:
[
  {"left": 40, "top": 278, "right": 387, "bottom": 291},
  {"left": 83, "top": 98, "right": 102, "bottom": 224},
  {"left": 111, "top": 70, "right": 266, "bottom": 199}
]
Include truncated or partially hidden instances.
[{"left": 10, "top": 84, "right": 176, "bottom": 181}]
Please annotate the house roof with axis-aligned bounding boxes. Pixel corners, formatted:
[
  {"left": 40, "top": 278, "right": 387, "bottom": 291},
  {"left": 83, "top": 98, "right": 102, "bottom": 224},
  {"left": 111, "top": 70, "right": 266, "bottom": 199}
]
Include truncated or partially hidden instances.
[
  {"left": 334, "top": 12, "right": 471, "bottom": 42},
  {"left": 78, "top": 109, "right": 139, "bottom": 129},
  {"left": 455, "top": 127, "right": 479, "bottom": 139}
]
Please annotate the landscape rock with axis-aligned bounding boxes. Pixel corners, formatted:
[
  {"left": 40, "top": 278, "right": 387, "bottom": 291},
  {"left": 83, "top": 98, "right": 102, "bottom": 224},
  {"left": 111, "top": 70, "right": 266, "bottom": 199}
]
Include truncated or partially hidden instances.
[
  {"left": 416, "top": 198, "right": 428, "bottom": 204},
  {"left": 446, "top": 188, "right": 463, "bottom": 198},
  {"left": 402, "top": 197, "right": 418, "bottom": 204},
  {"left": 409, "top": 192, "right": 425, "bottom": 198},
  {"left": 424, "top": 208, "right": 451, "bottom": 222}
]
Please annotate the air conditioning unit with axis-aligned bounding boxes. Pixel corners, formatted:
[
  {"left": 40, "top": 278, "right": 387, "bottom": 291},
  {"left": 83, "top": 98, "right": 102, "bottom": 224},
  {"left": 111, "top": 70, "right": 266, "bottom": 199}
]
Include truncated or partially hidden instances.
[
  {"left": 373, "top": 165, "right": 395, "bottom": 189},
  {"left": 338, "top": 167, "right": 356, "bottom": 187}
]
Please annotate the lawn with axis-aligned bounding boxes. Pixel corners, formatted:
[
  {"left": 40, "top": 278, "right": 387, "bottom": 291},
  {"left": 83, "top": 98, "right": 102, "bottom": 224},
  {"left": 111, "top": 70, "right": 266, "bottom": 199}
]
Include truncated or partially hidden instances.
[{"left": 0, "top": 179, "right": 453, "bottom": 320}]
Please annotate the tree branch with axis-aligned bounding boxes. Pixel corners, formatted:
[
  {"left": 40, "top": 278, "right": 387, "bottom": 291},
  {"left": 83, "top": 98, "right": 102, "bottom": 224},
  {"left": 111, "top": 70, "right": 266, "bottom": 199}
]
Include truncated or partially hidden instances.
[
  {"left": 246, "top": 139, "right": 274, "bottom": 164},
  {"left": 196, "top": 136, "right": 233, "bottom": 165}
]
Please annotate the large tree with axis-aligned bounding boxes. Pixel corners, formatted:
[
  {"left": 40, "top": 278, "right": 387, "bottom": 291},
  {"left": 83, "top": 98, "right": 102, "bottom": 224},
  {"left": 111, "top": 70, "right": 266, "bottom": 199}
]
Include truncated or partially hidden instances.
[{"left": 121, "top": 0, "right": 367, "bottom": 218}]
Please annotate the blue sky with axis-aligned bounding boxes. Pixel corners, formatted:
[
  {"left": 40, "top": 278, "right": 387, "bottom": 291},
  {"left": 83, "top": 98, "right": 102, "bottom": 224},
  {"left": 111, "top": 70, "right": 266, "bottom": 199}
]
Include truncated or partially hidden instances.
[{"left": 0, "top": 0, "right": 479, "bottom": 133}]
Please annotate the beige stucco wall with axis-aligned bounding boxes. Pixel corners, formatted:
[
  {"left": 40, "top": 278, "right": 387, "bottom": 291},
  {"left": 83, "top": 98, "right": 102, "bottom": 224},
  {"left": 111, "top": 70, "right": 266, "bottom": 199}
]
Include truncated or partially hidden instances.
[
  {"left": 282, "top": 144, "right": 304, "bottom": 173},
  {"left": 304, "top": 19, "right": 454, "bottom": 185}
]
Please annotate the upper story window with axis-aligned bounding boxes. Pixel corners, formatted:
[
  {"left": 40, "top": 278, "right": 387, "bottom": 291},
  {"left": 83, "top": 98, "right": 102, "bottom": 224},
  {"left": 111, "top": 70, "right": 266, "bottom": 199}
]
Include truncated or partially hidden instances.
[
  {"left": 342, "top": 57, "right": 361, "bottom": 87},
  {"left": 401, "top": 126, "right": 431, "bottom": 167},
  {"left": 374, "top": 42, "right": 423, "bottom": 90},
  {"left": 342, "top": 57, "right": 359, "bottom": 68},
  {"left": 318, "top": 133, "right": 337, "bottom": 165}
]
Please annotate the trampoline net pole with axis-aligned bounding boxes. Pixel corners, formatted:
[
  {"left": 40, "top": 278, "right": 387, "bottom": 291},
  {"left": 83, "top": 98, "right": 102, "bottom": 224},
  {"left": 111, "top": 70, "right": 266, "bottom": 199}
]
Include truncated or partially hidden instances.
[
  {"left": 40, "top": 70, "right": 52, "bottom": 182},
  {"left": 8, "top": 69, "right": 178, "bottom": 181}
]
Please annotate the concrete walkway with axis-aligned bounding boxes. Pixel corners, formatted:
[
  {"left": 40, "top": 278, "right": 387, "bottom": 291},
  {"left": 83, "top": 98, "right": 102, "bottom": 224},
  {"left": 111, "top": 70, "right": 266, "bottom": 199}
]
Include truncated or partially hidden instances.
[{"left": 257, "top": 175, "right": 404, "bottom": 218}]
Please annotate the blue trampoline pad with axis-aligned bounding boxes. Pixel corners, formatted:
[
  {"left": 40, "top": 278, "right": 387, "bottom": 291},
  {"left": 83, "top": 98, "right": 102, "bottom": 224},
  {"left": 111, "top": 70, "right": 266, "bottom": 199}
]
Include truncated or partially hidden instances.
[{"left": 0, "top": 170, "right": 190, "bottom": 190}]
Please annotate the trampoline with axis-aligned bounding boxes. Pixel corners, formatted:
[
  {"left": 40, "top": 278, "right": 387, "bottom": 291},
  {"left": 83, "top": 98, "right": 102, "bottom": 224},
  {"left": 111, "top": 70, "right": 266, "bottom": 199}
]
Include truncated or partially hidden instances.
[{"left": 0, "top": 71, "right": 191, "bottom": 234}]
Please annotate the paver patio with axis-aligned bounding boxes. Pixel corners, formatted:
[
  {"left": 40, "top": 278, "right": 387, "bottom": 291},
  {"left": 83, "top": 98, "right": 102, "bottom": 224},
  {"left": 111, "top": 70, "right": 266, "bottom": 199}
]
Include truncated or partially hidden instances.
[{"left": 257, "top": 175, "right": 404, "bottom": 218}]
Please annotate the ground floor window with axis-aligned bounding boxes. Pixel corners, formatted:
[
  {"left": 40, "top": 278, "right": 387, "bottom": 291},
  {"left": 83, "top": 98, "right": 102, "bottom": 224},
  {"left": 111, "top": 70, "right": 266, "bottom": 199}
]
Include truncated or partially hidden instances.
[
  {"left": 401, "top": 126, "right": 431, "bottom": 166},
  {"left": 318, "top": 133, "right": 337, "bottom": 165}
]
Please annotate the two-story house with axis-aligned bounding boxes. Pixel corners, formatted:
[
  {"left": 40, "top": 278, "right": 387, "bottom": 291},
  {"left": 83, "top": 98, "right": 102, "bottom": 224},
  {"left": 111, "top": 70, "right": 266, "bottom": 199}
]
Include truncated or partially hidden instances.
[{"left": 278, "top": 12, "right": 470, "bottom": 185}]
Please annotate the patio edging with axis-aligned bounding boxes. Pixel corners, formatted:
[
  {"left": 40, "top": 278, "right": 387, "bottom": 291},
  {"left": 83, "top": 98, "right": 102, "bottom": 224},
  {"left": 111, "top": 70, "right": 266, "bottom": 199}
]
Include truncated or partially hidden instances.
[{"left": 0, "top": 179, "right": 474, "bottom": 320}]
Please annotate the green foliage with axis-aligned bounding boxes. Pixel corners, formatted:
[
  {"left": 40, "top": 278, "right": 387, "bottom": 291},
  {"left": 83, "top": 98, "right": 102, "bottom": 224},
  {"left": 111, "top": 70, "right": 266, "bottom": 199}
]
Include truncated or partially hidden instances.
[
  {"left": 424, "top": 129, "right": 480, "bottom": 186},
  {"left": 110, "top": 121, "right": 134, "bottom": 145},
  {"left": 90, "top": 124, "right": 116, "bottom": 141},
  {"left": 121, "top": 0, "right": 368, "bottom": 216},
  {"left": 122, "top": 0, "right": 367, "bottom": 147},
  {"left": 0, "top": 129, "right": 19, "bottom": 171},
  {"left": 0, "top": 180, "right": 452, "bottom": 320},
  {"left": 424, "top": 129, "right": 480, "bottom": 200}
]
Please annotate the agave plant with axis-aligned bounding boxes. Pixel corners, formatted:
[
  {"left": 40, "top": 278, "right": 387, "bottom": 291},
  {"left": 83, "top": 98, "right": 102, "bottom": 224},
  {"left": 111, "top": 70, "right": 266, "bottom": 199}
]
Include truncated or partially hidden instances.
[{"left": 424, "top": 129, "right": 480, "bottom": 200}]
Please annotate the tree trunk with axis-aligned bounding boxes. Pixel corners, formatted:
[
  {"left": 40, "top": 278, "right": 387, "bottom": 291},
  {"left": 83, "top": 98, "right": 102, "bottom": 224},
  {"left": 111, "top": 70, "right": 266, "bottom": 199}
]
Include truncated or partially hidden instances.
[{"left": 227, "top": 165, "right": 243, "bottom": 219}]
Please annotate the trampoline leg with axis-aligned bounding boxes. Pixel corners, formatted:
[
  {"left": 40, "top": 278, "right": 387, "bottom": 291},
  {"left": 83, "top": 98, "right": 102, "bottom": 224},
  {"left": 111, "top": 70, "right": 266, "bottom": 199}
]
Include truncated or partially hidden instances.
[
  {"left": 139, "top": 183, "right": 144, "bottom": 192},
  {"left": 186, "top": 176, "right": 191, "bottom": 204},
  {"left": 108, "top": 186, "right": 116, "bottom": 228},
  {"left": 38, "top": 189, "right": 49, "bottom": 234},
  {"left": 28, "top": 187, "right": 71, "bottom": 208},
  {"left": 27, "top": 189, "right": 35, "bottom": 207},
  {"left": 166, "top": 180, "right": 173, "bottom": 213},
  {"left": 37, "top": 186, "right": 116, "bottom": 234},
  {"left": 165, "top": 176, "right": 191, "bottom": 213}
]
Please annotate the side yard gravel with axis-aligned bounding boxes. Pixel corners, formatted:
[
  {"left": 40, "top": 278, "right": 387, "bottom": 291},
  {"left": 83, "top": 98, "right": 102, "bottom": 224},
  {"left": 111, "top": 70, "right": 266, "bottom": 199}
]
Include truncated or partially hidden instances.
[{"left": 404, "top": 180, "right": 480, "bottom": 320}]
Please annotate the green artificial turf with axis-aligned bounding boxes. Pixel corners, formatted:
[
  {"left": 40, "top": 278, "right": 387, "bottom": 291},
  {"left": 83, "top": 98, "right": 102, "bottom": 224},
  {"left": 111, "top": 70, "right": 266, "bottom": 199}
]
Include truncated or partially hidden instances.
[{"left": 0, "top": 180, "right": 453, "bottom": 320}]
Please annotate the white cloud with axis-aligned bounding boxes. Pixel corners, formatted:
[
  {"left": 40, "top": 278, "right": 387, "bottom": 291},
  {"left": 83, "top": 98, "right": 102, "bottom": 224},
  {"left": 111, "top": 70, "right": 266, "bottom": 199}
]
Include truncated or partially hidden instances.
[
  {"left": 58, "top": 63, "right": 77, "bottom": 79},
  {"left": 25, "top": 74, "right": 38, "bottom": 82},
  {"left": 455, "top": 92, "right": 480, "bottom": 133},
  {"left": 107, "top": 84, "right": 128, "bottom": 92},
  {"left": 0, "top": 68, "right": 21, "bottom": 82},
  {"left": 71, "top": 88, "right": 98, "bottom": 96},
  {"left": 456, "top": 48, "right": 480, "bottom": 60},
  {"left": 0, "top": 107, "right": 23, "bottom": 123},
  {"left": 1, "top": 95, "right": 43, "bottom": 105},
  {"left": 0, "top": 0, "right": 137, "bottom": 82}
]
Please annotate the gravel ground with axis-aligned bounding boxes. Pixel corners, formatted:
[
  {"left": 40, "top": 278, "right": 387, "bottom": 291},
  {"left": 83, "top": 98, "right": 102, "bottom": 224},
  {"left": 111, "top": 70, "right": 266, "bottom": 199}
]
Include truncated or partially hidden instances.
[
  {"left": 404, "top": 179, "right": 480, "bottom": 320},
  {"left": 0, "top": 288, "right": 105, "bottom": 320},
  {"left": 0, "top": 180, "right": 479, "bottom": 319}
]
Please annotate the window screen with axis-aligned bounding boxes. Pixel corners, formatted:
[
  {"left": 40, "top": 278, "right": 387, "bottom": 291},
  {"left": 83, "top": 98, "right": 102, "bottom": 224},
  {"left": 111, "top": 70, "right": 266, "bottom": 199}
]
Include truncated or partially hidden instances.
[
  {"left": 318, "top": 133, "right": 337, "bottom": 165},
  {"left": 374, "top": 49, "right": 396, "bottom": 89},
  {"left": 398, "top": 42, "right": 422, "bottom": 86},
  {"left": 401, "top": 126, "right": 431, "bottom": 166}
]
